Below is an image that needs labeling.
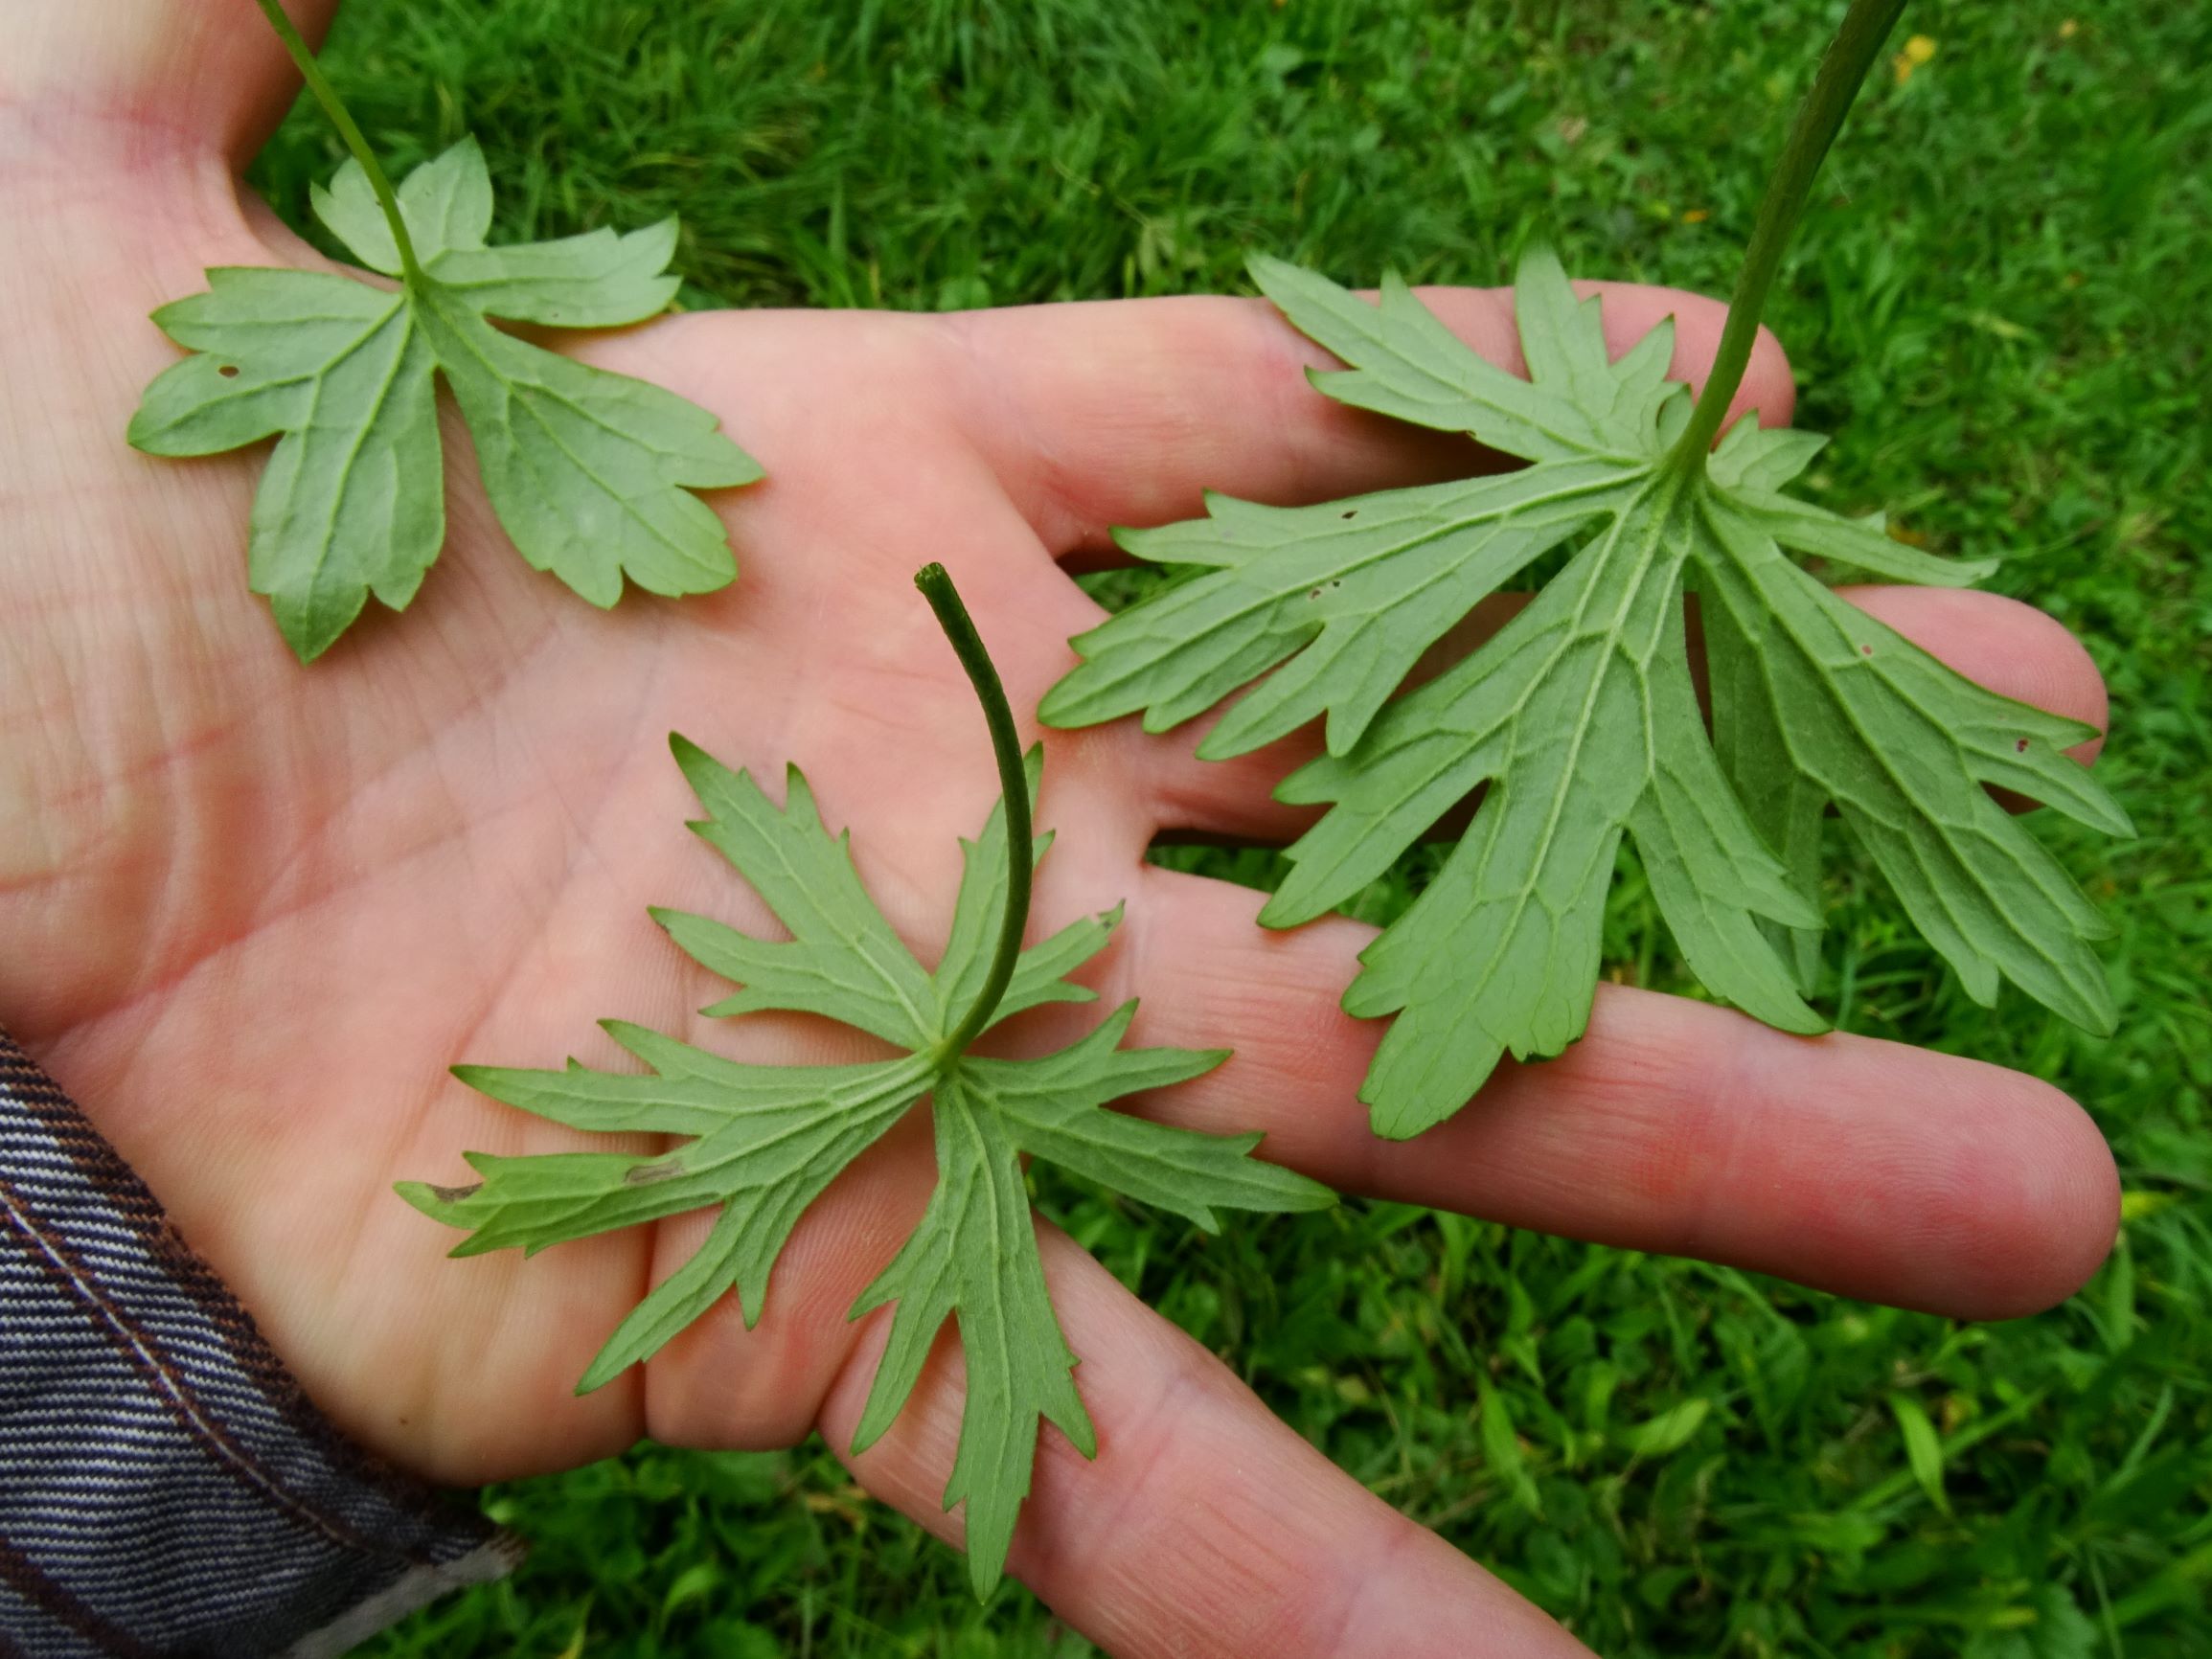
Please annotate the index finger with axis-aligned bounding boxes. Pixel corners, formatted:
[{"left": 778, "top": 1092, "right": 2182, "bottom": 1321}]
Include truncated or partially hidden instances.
[{"left": 945, "top": 282, "right": 1795, "bottom": 558}]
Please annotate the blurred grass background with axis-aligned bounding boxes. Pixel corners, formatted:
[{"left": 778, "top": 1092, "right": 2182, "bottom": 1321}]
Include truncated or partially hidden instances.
[{"left": 252, "top": 0, "right": 2211, "bottom": 1652}]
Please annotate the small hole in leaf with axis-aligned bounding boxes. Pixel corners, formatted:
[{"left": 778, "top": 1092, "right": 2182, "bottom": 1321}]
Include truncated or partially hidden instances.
[
  {"left": 2017, "top": 738, "right": 2031, "bottom": 752},
  {"left": 217, "top": 364, "right": 239, "bottom": 378},
  {"left": 1341, "top": 510, "right": 1357, "bottom": 520}
]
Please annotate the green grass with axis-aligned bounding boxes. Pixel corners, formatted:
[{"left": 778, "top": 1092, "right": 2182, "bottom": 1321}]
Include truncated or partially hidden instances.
[{"left": 254, "top": 0, "right": 2212, "bottom": 1651}]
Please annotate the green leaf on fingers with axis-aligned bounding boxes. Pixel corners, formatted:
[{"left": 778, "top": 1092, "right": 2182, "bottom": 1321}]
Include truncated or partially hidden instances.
[
  {"left": 1043, "top": 249, "right": 2128, "bottom": 1139},
  {"left": 128, "top": 139, "right": 760, "bottom": 661}
]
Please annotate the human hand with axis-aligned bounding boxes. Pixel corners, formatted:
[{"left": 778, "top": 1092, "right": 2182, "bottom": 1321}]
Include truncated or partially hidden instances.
[{"left": 0, "top": 2, "right": 2119, "bottom": 1650}]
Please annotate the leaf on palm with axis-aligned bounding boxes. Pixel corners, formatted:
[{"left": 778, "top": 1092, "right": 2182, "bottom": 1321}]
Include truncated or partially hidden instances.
[
  {"left": 128, "top": 139, "right": 760, "bottom": 662},
  {"left": 399, "top": 738, "right": 1330, "bottom": 1595},
  {"left": 1042, "top": 250, "right": 2128, "bottom": 1139}
]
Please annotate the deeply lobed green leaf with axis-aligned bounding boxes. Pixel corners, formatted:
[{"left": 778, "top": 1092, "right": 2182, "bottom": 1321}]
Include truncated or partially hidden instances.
[
  {"left": 400, "top": 737, "right": 1331, "bottom": 1595},
  {"left": 128, "top": 138, "right": 761, "bottom": 661},
  {"left": 1044, "top": 250, "right": 2128, "bottom": 1138}
]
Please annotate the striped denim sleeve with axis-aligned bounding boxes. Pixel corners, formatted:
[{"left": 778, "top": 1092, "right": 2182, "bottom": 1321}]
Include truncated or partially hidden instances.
[{"left": 0, "top": 1028, "right": 521, "bottom": 1658}]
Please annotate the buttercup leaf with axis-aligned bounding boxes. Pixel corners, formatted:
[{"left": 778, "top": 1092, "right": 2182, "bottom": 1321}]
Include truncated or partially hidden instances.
[
  {"left": 311, "top": 139, "right": 686, "bottom": 327},
  {"left": 129, "top": 138, "right": 760, "bottom": 661},
  {"left": 401, "top": 736, "right": 1330, "bottom": 1596},
  {"left": 1044, "top": 249, "right": 2128, "bottom": 1139}
]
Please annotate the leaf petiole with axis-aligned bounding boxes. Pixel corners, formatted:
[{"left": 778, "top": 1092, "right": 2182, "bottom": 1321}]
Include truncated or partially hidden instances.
[
  {"left": 915, "top": 563, "right": 1032, "bottom": 1065},
  {"left": 1668, "top": 0, "right": 1908, "bottom": 463},
  {"left": 250, "top": 0, "right": 426, "bottom": 285}
]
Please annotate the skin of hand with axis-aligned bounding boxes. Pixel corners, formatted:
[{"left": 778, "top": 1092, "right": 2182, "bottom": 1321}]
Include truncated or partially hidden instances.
[{"left": 2, "top": 3, "right": 2121, "bottom": 1652}]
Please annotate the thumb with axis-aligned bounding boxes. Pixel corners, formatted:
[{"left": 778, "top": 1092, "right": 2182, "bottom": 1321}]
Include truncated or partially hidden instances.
[{"left": 9, "top": 0, "right": 336, "bottom": 170}]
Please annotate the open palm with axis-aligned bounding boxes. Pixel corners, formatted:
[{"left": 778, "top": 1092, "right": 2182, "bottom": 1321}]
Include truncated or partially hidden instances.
[{"left": 2, "top": 4, "right": 2122, "bottom": 1651}]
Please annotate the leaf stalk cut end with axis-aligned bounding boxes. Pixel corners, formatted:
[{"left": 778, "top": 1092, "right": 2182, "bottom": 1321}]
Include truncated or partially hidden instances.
[
  {"left": 250, "top": 0, "right": 427, "bottom": 284},
  {"left": 1668, "top": 0, "right": 1910, "bottom": 464},
  {"left": 915, "top": 563, "right": 1033, "bottom": 1065}
]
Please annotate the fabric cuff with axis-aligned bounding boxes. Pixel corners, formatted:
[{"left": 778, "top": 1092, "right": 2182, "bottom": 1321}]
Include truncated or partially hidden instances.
[{"left": 0, "top": 1029, "right": 521, "bottom": 1658}]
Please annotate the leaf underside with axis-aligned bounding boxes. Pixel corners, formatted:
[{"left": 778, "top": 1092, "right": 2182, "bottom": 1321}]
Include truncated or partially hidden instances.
[
  {"left": 127, "top": 138, "right": 762, "bottom": 662},
  {"left": 1040, "top": 249, "right": 2130, "bottom": 1140},
  {"left": 399, "top": 740, "right": 1331, "bottom": 1596}
]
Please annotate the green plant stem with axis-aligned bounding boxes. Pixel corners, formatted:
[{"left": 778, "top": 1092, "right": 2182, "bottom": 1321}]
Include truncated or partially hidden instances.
[
  {"left": 251, "top": 0, "right": 426, "bottom": 284},
  {"left": 1667, "top": 0, "right": 1909, "bottom": 464},
  {"left": 915, "top": 563, "right": 1031, "bottom": 1063}
]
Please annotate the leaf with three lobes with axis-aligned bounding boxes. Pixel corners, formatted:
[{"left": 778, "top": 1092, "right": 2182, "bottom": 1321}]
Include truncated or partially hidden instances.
[
  {"left": 399, "top": 738, "right": 1331, "bottom": 1595},
  {"left": 1041, "top": 249, "right": 2129, "bottom": 1140},
  {"left": 127, "top": 139, "right": 761, "bottom": 662}
]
